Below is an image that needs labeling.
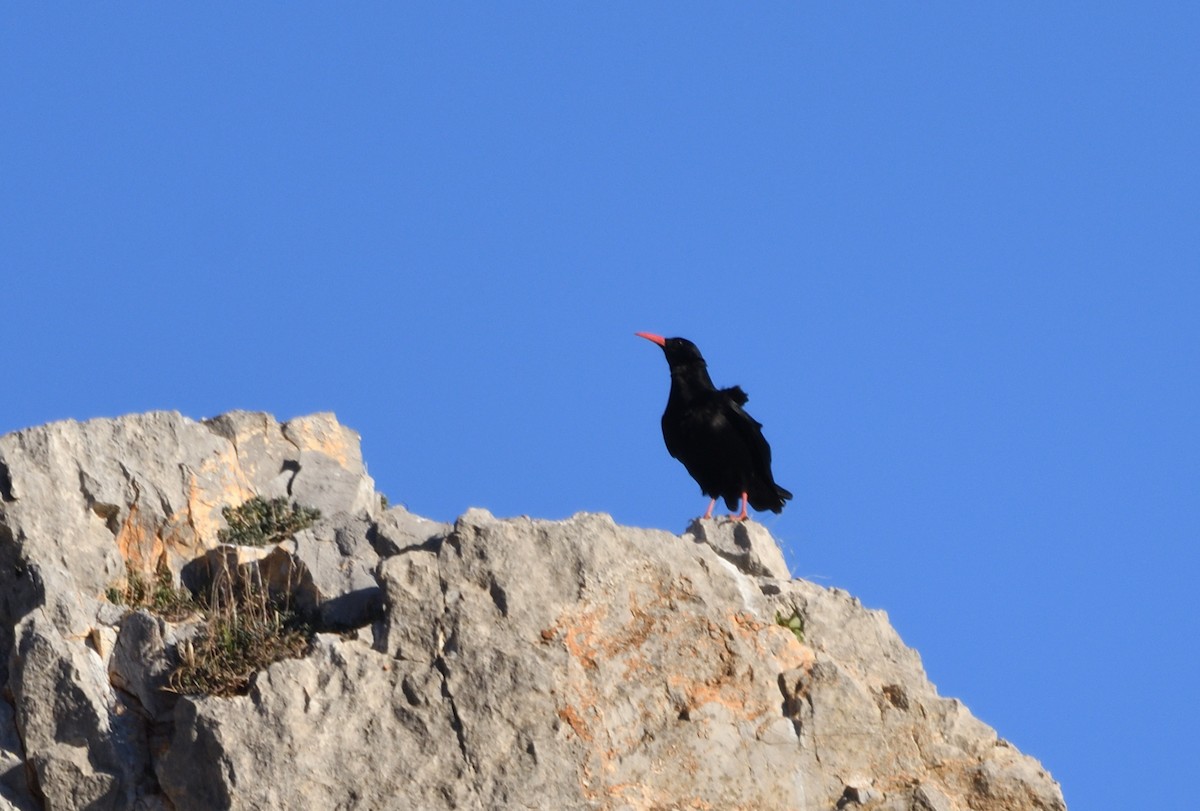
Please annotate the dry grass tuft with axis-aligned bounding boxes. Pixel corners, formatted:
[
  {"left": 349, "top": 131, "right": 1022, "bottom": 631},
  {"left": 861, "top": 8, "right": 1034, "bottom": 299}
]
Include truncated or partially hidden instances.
[
  {"left": 168, "top": 563, "right": 312, "bottom": 697},
  {"left": 104, "top": 497, "right": 322, "bottom": 697}
]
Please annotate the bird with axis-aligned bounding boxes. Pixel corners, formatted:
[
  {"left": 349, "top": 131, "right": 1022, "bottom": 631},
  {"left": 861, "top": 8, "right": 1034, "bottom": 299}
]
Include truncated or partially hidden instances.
[{"left": 636, "top": 332, "right": 792, "bottom": 521}]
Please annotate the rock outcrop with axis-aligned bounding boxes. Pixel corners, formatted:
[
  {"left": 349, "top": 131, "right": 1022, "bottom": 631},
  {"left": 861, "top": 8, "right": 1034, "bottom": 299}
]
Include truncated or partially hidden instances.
[{"left": 0, "top": 412, "right": 1065, "bottom": 810}]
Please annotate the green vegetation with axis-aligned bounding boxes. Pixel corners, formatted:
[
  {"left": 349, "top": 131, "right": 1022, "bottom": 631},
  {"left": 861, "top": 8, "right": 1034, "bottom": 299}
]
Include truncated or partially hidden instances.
[
  {"left": 106, "top": 560, "right": 196, "bottom": 622},
  {"left": 171, "top": 496, "right": 321, "bottom": 695},
  {"left": 217, "top": 496, "right": 320, "bottom": 547},
  {"left": 105, "top": 496, "right": 322, "bottom": 697},
  {"left": 775, "top": 608, "right": 805, "bottom": 643}
]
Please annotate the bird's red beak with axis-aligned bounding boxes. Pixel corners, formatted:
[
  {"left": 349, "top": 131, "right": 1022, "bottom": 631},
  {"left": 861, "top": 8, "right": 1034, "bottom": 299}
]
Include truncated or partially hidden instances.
[{"left": 635, "top": 332, "right": 666, "bottom": 347}]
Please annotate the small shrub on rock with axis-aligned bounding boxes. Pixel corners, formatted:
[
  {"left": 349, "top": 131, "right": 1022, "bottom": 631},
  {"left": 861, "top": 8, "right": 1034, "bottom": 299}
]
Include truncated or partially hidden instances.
[
  {"left": 775, "top": 609, "right": 805, "bottom": 643},
  {"left": 103, "top": 496, "right": 324, "bottom": 697},
  {"left": 106, "top": 560, "right": 196, "bottom": 622},
  {"left": 218, "top": 496, "right": 321, "bottom": 547}
]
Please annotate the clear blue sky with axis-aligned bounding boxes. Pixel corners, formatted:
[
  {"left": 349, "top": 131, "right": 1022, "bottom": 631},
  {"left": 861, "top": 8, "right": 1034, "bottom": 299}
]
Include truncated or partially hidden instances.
[{"left": 4, "top": 6, "right": 1197, "bottom": 808}]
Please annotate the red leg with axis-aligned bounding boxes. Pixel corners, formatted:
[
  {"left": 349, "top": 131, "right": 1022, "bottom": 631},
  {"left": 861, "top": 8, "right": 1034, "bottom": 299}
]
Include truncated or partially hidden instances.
[
  {"left": 731, "top": 492, "right": 749, "bottom": 521},
  {"left": 703, "top": 498, "right": 716, "bottom": 520}
]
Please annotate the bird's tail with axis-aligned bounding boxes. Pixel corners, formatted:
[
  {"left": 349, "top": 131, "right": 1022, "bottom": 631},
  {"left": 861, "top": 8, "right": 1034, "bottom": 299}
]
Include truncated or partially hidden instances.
[{"left": 749, "top": 484, "right": 793, "bottom": 514}]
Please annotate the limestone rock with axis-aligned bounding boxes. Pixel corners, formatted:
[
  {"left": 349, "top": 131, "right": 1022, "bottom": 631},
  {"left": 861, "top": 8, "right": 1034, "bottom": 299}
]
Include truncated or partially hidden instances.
[
  {"left": 371, "top": 504, "right": 449, "bottom": 556},
  {"left": 0, "top": 411, "right": 378, "bottom": 809},
  {"left": 156, "top": 635, "right": 472, "bottom": 811},
  {"left": 685, "top": 515, "right": 792, "bottom": 578},
  {"left": 8, "top": 616, "right": 148, "bottom": 810},
  {"left": 204, "top": 411, "right": 376, "bottom": 519},
  {"left": 289, "top": 514, "right": 382, "bottom": 628},
  {"left": 107, "top": 611, "right": 178, "bottom": 721},
  {"left": 0, "top": 684, "right": 35, "bottom": 811},
  {"left": 0, "top": 411, "right": 1065, "bottom": 811}
]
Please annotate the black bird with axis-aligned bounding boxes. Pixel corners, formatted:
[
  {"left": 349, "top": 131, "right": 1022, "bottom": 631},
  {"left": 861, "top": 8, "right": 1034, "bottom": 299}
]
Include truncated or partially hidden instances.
[{"left": 636, "top": 332, "right": 792, "bottom": 520}]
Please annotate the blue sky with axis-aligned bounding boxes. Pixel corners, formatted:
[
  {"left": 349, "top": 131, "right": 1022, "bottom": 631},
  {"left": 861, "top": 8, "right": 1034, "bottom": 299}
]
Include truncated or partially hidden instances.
[{"left": 4, "top": 6, "right": 1198, "bottom": 807}]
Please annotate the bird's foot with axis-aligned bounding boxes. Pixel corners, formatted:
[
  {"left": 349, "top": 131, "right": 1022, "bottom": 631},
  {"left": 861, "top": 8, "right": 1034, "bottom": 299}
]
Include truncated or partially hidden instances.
[{"left": 729, "top": 492, "right": 750, "bottom": 522}]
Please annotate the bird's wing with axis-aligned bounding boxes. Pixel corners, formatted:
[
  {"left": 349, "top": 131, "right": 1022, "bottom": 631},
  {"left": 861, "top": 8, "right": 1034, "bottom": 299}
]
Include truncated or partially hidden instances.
[
  {"left": 720, "top": 385, "right": 748, "bottom": 406},
  {"left": 720, "top": 394, "right": 773, "bottom": 471}
]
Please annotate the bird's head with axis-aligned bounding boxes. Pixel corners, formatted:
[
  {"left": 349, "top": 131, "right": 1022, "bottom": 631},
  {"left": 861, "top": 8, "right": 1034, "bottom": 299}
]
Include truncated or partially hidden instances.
[{"left": 635, "top": 332, "right": 708, "bottom": 370}]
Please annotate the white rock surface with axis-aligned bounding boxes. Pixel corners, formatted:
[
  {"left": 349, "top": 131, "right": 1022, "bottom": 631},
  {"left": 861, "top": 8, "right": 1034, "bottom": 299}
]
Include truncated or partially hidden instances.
[{"left": 0, "top": 412, "right": 1066, "bottom": 811}]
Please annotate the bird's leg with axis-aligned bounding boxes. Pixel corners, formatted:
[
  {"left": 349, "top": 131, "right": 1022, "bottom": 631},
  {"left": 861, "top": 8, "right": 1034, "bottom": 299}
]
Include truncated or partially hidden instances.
[
  {"left": 703, "top": 498, "right": 716, "bottom": 520},
  {"left": 730, "top": 492, "right": 750, "bottom": 522}
]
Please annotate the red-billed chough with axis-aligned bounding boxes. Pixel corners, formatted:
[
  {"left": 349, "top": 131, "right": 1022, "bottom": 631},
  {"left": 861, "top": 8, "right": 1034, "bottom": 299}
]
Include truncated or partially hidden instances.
[{"left": 636, "top": 332, "right": 792, "bottom": 521}]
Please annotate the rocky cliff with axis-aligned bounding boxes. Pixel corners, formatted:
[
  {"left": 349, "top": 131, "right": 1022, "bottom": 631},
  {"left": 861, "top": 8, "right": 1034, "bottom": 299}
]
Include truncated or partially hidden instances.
[{"left": 0, "top": 412, "right": 1065, "bottom": 811}]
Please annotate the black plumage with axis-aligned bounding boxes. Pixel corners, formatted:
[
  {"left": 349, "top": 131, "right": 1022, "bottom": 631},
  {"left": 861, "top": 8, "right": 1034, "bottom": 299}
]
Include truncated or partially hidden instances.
[{"left": 636, "top": 332, "right": 793, "bottom": 520}]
